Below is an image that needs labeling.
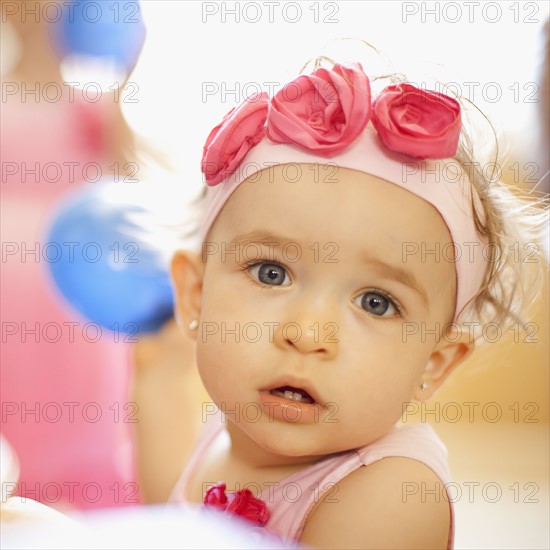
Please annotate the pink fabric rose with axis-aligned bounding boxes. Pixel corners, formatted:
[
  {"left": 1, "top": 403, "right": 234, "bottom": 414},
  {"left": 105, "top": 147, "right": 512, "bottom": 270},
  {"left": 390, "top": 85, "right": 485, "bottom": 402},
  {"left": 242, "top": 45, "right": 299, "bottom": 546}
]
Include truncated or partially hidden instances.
[
  {"left": 203, "top": 482, "right": 270, "bottom": 527},
  {"left": 266, "top": 63, "right": 371, "bottom": 156},
  {"left": 371, "top": 83, "right": 461, "bottom": 159},
  {"left": 201, "top": 92, "right": 269, "bottom": 186}
]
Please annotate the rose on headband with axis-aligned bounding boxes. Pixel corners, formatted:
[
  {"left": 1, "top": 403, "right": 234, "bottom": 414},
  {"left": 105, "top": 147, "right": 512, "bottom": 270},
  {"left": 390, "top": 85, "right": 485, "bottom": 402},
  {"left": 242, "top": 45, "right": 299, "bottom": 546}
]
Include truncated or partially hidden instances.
[
  {"left": 267, "top": 63, "right": 371, "bottom": 156},
  {"left": 203, "top": 482, "right": 270, "bottom": 526},
  {"left": 371, "top": 83, "right": 461, "bottom": 159},
  {"left": 201, "top": 92, "right": 269, "bottom": 186}
]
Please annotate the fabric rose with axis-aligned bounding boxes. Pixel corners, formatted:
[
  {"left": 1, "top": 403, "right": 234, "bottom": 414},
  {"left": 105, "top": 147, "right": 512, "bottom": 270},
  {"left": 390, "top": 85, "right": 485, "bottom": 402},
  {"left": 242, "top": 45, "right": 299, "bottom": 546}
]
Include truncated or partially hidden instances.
[
  {"left": 203, "top": 482, "right": 229, "bottom": 510},
  {"left": 266, "top": 63, "right": 371, "bottom": 156},
  {"left": 201, "top": 92, "right": 269, "bottom": 186},
  {"left": 203, "top": 482, "right": 270, "bottom": 527},
  {"left": 371, "top": 83, "right": 461, "bottom": 159},
  {"left": 225, "top": 489, "right": 270, "bottom": 526}
]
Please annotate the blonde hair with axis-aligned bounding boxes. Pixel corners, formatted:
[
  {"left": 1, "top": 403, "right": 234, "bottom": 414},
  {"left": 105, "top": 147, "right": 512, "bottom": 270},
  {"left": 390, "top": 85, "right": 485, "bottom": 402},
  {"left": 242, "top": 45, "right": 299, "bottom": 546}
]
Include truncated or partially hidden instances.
[{"left": 453, "top": 125, "right": 548, "bottom": 330}]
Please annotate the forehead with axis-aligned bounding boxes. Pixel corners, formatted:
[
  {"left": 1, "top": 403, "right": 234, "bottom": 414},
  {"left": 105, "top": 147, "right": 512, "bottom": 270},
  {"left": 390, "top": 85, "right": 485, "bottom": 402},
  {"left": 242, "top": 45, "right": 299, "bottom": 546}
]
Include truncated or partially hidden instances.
[{"left": 210, "top": 164, "right": 454, "bottom": 258}]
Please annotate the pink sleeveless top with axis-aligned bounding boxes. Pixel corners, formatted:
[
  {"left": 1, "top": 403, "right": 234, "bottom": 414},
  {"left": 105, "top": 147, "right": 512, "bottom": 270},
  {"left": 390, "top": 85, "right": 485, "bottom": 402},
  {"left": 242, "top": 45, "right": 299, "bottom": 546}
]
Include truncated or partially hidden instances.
[{"left": 170, "top": 414, "right": 454, "bottom": 548}]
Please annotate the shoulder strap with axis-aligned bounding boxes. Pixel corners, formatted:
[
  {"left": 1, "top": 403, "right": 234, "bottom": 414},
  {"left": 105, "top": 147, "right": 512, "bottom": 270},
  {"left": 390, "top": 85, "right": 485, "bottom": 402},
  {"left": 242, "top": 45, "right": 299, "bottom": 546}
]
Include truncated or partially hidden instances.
[
  {"left": 168, "top": 410, "right": 225, "bottom": 503},
  {"left": 264, "top": 423, "right": 454, "bottom": 548}
]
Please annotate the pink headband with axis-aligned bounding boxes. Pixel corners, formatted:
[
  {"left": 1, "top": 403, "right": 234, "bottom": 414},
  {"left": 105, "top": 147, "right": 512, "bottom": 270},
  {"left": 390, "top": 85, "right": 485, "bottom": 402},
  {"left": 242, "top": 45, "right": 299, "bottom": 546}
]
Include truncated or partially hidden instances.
[{"left": 199, "top": 63, "right": 488, "bottom": 322}]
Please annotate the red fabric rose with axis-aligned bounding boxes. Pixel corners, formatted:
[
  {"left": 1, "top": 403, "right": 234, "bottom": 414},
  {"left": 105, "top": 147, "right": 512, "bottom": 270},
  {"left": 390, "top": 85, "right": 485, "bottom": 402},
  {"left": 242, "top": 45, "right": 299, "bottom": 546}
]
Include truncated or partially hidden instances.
[
  {"left": 226, "top": 489, "right": 270, "bottom": 526},
  {"left": 201, "top": 92, "right": 269, "bottom": 186},
  {"left": 203, "top": 481, "right": 228, "bottom": 510},
  {"left": 266, "top": 63, "right": 371, "bottom": 156},
  {"left": 203, "top": 482, "right": 270, "bottom": 527},
  {"left": 371, "top": 83, "right": 461, "bottom": 159}
]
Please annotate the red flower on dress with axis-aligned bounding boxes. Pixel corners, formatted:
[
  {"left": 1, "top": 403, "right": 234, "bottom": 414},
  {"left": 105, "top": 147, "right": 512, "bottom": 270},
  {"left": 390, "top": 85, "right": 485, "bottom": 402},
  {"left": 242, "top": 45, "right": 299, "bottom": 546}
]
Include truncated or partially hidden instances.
[
  {"left": 203, "top": 481, "right": 229, "bottom": 510},
  {"left": 371, "top": 83, "right": 461, "bottom": 159},
  {"left": 203, "top": 482, "right": 270, "bottom": 527}
]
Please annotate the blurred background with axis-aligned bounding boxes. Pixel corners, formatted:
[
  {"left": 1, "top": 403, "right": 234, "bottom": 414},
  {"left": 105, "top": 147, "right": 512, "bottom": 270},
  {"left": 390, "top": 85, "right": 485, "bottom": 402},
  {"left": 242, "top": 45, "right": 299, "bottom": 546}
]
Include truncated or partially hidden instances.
[{"left": 1, "top": 1, "right": 548, "bottom": 548}]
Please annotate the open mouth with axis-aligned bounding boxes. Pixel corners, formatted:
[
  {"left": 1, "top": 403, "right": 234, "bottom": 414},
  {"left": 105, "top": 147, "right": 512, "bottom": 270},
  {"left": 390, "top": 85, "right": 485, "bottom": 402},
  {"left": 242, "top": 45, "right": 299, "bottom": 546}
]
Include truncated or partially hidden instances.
[{"left": 269, "top": 385, "right": 315, "bottom": 404}]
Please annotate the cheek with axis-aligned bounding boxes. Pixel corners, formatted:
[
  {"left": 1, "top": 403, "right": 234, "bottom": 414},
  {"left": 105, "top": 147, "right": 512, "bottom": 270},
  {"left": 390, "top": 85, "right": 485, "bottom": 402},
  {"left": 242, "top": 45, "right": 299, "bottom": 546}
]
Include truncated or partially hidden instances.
[
  {"left": 195, "top": 340, "right": 219, "bottom": 398},
  {"left": 345, "top": 337, "right": 431, "bottom": 405},
  {"left": 201, "top": 262, "right": 257, "bottom": 324},
  {"left": 196, "top": 339, "right": 241, "bottom": 408},
  {"left": 196, "top": 330, "right": 258, "bottom": 406}
]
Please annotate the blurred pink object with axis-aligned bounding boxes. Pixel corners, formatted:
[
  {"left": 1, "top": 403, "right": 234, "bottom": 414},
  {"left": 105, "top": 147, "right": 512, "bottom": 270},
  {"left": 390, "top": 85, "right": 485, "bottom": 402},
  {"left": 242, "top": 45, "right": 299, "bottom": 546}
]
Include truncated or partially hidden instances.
[{"left": 1, "top": 90, "right": 135, "bottom": 509}]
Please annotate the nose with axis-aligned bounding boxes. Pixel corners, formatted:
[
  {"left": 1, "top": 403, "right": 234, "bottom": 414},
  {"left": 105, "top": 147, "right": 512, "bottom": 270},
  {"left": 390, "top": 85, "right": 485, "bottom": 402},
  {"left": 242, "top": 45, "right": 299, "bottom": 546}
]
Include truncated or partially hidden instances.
[{"left": 272, "top": 297, "right": 339, "bottom": 359}]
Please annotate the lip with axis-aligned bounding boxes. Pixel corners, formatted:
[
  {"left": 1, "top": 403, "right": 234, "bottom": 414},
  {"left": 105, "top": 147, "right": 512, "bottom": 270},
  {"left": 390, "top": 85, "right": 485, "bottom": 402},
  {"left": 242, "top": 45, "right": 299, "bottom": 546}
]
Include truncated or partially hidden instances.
[
  {"left": 258, "top": 390, "right": 322, "bottom": 423},
  {"left": 259, "top": 376, "right": 326, "bottom": 408}
]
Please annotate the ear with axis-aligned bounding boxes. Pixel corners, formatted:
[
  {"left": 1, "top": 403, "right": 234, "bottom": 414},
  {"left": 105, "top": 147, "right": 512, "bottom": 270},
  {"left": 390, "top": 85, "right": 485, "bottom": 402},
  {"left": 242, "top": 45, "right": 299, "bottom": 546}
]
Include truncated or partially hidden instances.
[
  {"left": 170, "top": 249, "right": 204, "bottom": 340},
  {"left": 413, "top": 328, "right": 476, "bottom": 401}
]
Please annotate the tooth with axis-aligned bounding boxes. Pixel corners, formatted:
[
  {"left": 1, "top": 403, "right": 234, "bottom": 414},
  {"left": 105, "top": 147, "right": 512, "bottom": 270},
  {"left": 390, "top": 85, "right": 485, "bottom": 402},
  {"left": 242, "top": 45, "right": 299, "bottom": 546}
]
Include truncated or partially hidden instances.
[
  {"left": 284, "top": 390, "right": 294, "bottom": 400},
  {"left": 293, "top": 392, "right": 302, "bottom": 401}
]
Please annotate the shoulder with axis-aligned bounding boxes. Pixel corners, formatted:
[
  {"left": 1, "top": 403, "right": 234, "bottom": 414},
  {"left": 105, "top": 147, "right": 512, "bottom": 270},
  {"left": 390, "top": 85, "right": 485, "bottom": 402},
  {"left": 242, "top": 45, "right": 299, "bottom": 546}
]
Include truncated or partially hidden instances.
[
  {"left": 299, "top": 456, "right": 451, "bottom": 550},
  {"left": 356, "top": 423, "right": 448, "bottom": 460}
]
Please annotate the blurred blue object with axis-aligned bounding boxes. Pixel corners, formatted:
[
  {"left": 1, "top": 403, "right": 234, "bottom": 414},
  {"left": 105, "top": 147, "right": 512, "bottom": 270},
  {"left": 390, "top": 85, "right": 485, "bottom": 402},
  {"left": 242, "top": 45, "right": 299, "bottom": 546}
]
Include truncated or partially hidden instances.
[
  {"left": 45, "top": 181, "right": 174, "bottom": 334},
  {"left": 55, "top": 0, "right": 146, "bottom": 69}
]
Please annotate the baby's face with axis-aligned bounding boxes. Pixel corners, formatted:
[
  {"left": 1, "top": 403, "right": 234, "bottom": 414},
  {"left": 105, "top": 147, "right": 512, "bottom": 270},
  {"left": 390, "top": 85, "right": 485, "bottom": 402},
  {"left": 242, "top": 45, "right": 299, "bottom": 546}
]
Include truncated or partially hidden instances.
[{"left": 196, "top": 164, "right": 457, "bottom": 457}]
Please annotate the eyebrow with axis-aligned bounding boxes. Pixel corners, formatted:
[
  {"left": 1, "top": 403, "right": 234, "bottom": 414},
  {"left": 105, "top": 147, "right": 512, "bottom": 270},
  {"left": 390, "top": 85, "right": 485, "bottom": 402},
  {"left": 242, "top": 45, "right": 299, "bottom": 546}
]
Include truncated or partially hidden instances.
[
  {"left": 228, "top": 231, "right": 429, "bottom": 306},
  {"left": 228, "top": 231, "right": 295, "bottom": 248},
  {"left": 362, "top": 257, "right": 429, "bottom": 306}
]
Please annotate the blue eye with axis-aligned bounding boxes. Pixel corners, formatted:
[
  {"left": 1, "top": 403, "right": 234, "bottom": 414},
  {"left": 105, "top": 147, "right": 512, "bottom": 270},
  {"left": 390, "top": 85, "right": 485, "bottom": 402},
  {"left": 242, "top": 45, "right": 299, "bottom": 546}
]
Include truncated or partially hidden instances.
[
  {"left": 354, "top": 291, "right": 398, "bottom": 317},
  {"left": 249, "top": 263, "right": 291, "bottom": 286}
]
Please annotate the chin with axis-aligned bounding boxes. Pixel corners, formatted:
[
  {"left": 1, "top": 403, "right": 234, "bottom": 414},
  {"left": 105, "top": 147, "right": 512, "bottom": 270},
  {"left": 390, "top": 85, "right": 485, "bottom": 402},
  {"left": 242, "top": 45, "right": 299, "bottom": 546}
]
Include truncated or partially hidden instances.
[
  {"left": 252, "top": 433, "right": 308, "bottom": 456},
  {"left": 248, "top": 426, "right": 337, "bottom": 459}
]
